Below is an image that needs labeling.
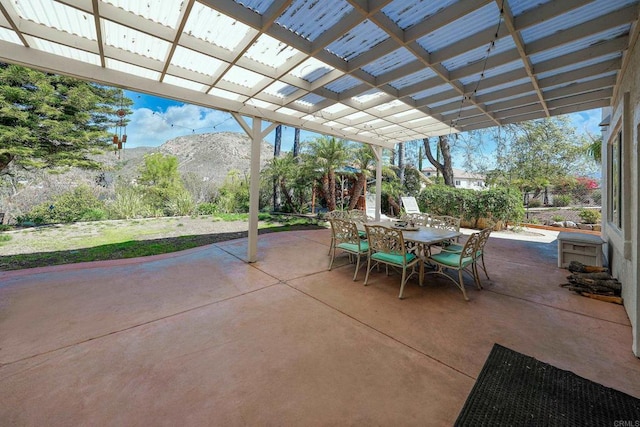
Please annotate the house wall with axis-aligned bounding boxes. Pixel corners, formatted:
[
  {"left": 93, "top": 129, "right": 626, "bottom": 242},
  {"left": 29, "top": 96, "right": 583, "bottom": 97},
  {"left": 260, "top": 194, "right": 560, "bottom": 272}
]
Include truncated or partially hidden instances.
[{"left": 602, "top": 38, "right": 640, "bottom": 357}]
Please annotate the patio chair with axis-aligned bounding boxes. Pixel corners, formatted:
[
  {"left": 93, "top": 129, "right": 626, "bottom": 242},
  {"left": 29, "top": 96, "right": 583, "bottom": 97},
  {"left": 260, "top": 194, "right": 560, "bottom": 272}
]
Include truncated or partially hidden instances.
[
  {"left": 440, "top": 227, "right": 492, "bottom": 285},
  {"left": 364, "top": 225, "right": 421, "bottom": 299},
  {"left": 425, "top": 230, "right": 483, "bottom": 301},
  {"left": 430, "top": 215, "right": 461, "bottom": 247},
  {"left": 348, "top": 209, "right": 368, "bottom": 223},
  {"left": 328, "top": 218, "right": 369, "bottom": 281},
  {"left": 326, "top": 210, "right": 351, "bottom": 255},
  {"left": 399, "top": 212, "right": 431, "bottom": 226}
]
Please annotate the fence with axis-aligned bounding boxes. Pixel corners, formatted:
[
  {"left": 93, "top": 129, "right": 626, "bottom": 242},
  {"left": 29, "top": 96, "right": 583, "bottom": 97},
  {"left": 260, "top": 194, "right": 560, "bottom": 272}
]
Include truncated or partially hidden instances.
[{"left": 523, "top": 186, "right": 602, "bottom": 227}]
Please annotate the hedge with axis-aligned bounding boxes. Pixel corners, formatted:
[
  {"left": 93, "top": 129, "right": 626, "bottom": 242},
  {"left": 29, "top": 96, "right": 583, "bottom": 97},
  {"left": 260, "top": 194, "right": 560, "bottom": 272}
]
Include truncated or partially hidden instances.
[{"left": 417, "top": 185, "right": 524, "bottom": 229}]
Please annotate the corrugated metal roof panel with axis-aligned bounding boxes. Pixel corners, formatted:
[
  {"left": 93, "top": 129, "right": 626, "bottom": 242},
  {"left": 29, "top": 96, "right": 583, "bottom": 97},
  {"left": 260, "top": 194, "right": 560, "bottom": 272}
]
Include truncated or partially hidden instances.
[
  {"left": 296, "top": 93, "right": 325, "bottom": 106},
  {"left": 442, "top": 36, "right": 517, "bottom": 70},
  {"left": 541, "top": 71, "right": 618, "bottom": 92},
  {"left": 361, "top": 48, "right": 415, "bottom": 77},
  {"left": 381, "top": 0, "right": 458, "bottom": 30},
  {"left": 234, "top": 0, "right": 273, "bottom": 14},
  {"left": 529, "top": 25, "right": 630, "bottom": 63},
  {"left": 276, "top": 0, "right": 353, "bottom": 42},
  {"left": 171, "top": 46, "right": 227, "bottom": 76},
  {"left": 389, "top": 68, "right": 437, "bottom": 90},
  {"left": 14, "top": 0, "right": 95, "bottom": 39},
  {"left": 417, "top": 2, "right": 500, "bottom": 53},
  {"left": 103, "top": 19, "right": 169, "bottom": 61},
  {"left": 520, "top": 0, "right": 637, "bottom": 43},
  {"left": 325, "top": 19, "right": 389, "bottom": 61},
  {"left": 324, "top": 75, "right": 361, "bottom": 93},
  {"left": 184, "top": 2, "right": 255, "bottom": 52},
  {"left": 103, "top": 0, "right": 182, "bottom": 28},
  {"left": 222, "top": 65, "right": 267, "bottom": 88},
  {"left": 351, "top": 88, "right": 385, "bottom": 104}
]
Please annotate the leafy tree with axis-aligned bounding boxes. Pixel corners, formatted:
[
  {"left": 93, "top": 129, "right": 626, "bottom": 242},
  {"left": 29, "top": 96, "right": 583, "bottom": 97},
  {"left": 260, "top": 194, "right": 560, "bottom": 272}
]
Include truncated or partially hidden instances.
[
  {"left": 0, "top": 63, "right": 132, "bottom": 174},
  {"left": 347, "top": 144, "right": 375, "bottom": 210},
  {"left": 25, "top": 184, "right": 106, "bottom": 224},
  {"left": 137, "top": 152, "right": 192, "bottom": 215},
  {"left": 306, "top": 136, "right": 350, "bottom": 211},
  {"left": 263, "top": 153, "right": 298, "bottom": 212}
]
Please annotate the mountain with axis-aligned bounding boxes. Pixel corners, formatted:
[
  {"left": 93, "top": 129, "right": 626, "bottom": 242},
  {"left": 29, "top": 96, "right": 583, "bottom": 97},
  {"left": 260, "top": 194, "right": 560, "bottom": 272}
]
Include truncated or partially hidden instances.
[
  {"left": 110, "top": 132, "right": 275, "bottom": 183},
  {"left": 0, "top": 132, "right": 276, "bottom": 218}
]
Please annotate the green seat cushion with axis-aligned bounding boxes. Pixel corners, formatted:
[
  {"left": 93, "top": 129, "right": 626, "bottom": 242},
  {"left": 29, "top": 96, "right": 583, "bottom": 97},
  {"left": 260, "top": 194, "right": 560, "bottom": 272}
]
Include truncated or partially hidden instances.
[
  {"left": 371, "top": 251, "right": 416, "bottom": 265},
  {"left": 430, "top": 251, "right": 473, "bottom": 267},
  {"left": 337, "top": 241, "right": 369, "bottom": 253},
  {"left": 444, "top": 243, "right": 464, "bottom": 252}
]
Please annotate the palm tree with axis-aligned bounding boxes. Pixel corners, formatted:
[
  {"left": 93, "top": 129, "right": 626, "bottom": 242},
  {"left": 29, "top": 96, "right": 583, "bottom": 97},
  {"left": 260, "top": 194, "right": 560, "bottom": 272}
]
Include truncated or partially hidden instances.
[
  {"left": 307, "top": 136, "right": 350, "bottom": 211},
  {"left": 263, "top": 153, "right": 297, "bottom": 212},
  {"left": 348, "top": 144, "right": 375, "bottom": 210}
]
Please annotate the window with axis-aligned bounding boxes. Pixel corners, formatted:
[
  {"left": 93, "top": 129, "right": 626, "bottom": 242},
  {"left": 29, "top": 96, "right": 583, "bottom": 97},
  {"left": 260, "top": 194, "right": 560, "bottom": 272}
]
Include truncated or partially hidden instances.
[
  {"left": 609, "top": 130, "right": 622, "bottom": 228},
  {"left": 455, "top": 180, "right": 461, "bottom": 186}
]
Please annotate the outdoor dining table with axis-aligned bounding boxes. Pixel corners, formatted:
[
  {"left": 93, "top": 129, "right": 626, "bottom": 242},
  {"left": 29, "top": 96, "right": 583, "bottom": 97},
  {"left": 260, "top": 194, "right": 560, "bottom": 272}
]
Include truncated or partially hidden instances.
[{"left": 356, "top": 220, "right": 462, "bottom": 286}]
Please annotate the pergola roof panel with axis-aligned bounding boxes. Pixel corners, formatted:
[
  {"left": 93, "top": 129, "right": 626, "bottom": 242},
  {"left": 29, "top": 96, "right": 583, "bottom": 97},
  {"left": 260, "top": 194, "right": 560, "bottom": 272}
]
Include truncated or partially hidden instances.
[
  {"left": 276, "top": 0, "right": 353, "bottom": 42},
  {"left": 0, "top": 0, "right": 637, "bottom": 147}
]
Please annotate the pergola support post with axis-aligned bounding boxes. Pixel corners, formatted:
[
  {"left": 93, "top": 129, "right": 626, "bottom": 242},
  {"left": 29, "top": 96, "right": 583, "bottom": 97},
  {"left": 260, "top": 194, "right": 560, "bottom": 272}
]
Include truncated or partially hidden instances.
[{"left": 232, "top": 113, "right": 277, "bottom": 263}]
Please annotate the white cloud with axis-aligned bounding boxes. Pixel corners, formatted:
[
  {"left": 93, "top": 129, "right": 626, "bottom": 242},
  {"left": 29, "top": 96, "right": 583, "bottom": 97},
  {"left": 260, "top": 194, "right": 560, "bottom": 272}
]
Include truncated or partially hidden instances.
[
  {"left": 570, "top": 109, "right": 602, "bottom": 136},
  {"left": 124, "top": 104, "right": 237, "bottom": 147}
]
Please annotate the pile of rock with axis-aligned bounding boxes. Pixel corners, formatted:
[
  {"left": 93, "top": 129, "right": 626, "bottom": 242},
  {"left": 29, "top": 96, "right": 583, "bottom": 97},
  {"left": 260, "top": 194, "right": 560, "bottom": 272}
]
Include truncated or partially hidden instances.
[{"left": 546, "top": 220, "right": 601, "bottom": 231}]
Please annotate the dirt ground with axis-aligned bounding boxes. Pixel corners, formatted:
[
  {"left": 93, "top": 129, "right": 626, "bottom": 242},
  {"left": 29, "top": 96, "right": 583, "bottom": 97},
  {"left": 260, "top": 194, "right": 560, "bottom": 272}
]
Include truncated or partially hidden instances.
[{"left": 0, "top": 216, "right": 302, "bottom": 256}]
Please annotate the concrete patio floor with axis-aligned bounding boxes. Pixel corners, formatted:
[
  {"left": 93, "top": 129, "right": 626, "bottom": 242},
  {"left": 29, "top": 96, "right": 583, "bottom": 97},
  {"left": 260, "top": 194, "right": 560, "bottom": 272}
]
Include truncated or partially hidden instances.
[{"left": 1, "top": 227, "right": 639, "bottom": 425}]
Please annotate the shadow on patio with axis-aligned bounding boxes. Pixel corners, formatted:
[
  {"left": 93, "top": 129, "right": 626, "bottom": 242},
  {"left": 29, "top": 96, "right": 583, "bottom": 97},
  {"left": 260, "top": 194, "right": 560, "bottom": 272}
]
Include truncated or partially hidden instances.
[{"left": 1, "top": 228, "right": 638, "bottom": 425}]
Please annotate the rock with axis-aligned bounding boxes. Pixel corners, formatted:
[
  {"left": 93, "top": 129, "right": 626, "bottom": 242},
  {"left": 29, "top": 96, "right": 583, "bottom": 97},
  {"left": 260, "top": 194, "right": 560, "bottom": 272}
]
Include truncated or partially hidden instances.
[
  {"left": 550, "top": 221, "right": 564, "bottom": 227},
  {"left": 578, "top": 223, "right": 594, "bottom": 230},
  {"left": 565, "top": 221, "right": 577, "bottom": 228}
]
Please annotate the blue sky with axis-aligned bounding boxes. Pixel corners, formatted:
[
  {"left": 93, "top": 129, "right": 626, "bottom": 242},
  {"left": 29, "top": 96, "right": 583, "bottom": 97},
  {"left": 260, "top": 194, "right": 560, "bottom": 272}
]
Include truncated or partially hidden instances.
[{"left": 123, "top": 90, "right": 603, "bottom": 154}]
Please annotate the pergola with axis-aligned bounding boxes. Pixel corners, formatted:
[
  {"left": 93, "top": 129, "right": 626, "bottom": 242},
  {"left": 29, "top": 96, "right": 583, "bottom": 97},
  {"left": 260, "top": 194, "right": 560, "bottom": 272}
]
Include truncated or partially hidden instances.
[{"left": 1, "top": 0, "right": 638, "bottom": 261}]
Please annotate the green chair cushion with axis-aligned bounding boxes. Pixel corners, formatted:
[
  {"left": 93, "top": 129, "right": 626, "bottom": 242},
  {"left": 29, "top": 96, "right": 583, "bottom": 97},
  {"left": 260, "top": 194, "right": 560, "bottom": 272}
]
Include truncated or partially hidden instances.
[
  {"left": 337, "top": 242, "right": 369, "bottom": 253},
  {"left": 444, "top": 243, "right": 464, "bottom": 252},
  {"left": 371, "top": 251, "right": 416, "bottom": 265},
  {"left": 430, "top": 251, "right": 473, "bottom": 267}
]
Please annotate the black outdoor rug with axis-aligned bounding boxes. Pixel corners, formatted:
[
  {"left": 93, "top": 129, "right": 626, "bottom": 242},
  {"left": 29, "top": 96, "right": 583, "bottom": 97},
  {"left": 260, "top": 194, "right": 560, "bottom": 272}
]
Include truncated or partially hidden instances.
[{"left": 455, "top": 343, "right": 640, "bottom": 426}]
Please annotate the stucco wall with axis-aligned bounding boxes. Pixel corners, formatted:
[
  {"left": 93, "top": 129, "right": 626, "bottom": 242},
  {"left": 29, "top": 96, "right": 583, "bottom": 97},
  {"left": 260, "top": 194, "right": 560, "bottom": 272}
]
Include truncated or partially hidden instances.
[{"left": 602, "top": 38, "right": 640, "bottom": 356}]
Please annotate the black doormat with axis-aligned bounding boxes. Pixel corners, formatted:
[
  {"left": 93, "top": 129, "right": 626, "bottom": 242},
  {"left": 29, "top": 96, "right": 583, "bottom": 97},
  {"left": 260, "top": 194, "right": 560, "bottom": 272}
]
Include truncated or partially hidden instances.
[{"left": 455, "top": 343, "right": 640, "bottom": 426}]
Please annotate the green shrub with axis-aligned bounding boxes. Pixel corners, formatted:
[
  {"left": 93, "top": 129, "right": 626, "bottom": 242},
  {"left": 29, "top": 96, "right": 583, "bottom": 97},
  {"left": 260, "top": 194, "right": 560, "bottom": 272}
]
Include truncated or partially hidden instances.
[
  {"left": 0, "top": 234, "right": 12, "bottom": 243},
  {"left": 553, "top": 194, "right": 572, "bottom": 207},
  {"left": 27, "top": 185, "right": 106, "bottom": 224},
  {"left": 196, "top": 202, "right": 218, "bottom": 215},
  {"left": 108, "top": 183, "right": 151, "bottom": 219},
  {"left": 0, "top": 224, "right": 11, "bottom": 232},
  {"left": 166, "top": 190, "right": 195, "bottom": 216},
  {"left": 80, "top": 208, "right": 108, "bottom": 222},
  {"left": 418, "top": 185, "right": 523, "bottom": 228},
  {"left": 552, "top": 215, "right": 565, "bottom": 222},
  {"left": 527, "top": 199, "right": 542, "bottom": 208},
  {"left": 578, "top": 209, "right": 601, "bottom": 224},
  {"left": 591, "top": 189, "right": 602, "bottom": 205}
]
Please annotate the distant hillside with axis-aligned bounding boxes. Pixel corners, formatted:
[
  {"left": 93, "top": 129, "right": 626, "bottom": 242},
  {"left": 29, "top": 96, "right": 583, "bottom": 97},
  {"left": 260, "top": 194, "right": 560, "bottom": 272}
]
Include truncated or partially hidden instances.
[
  {"left": 109, "top": 132, "right": 275, "bottom": 183},
  {"left": 0, "top": 132, "right": 275, "bottom": 219}
]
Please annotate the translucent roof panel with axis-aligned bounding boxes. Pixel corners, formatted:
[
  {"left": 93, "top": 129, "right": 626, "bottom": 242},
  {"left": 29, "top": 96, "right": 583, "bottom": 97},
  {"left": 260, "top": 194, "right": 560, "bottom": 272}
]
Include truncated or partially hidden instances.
[
  {"left": 104, "top": 0, "right": 183, "bottom": 28},
  {"left": 245, "top": 34, "right": 301, "bottom": 69},
  {"left": 184, "top": 2, "right": 255, "bottom": 52},
  {"left": 324, "top": 75, "right": 361, "bottom": 93},
  {"left": 1, "top": 0, "right": 636, "bottom": 147},
  {"left": 417, "top": 2, "right": 500, "bottom": 52},
  {"left": 171, "top": 46, "right": 227, "bottom": 76},
  {"left": 276, "top": 0, "right": 353, "bottom": 42},
  {"left": 31, "top": 39, "right": 101, "bottom": 66},
  {"left": 325, "top": 20, "right": 389, "bottom": 61},
  {"left": 382, "top": 0, "right": 458, "bottom": 30},
  {"left": 103, "top": 20, "right": 169, "bottom": 61},
  {"left": 14, "top": 0, "right": 96, "bottom": 40},
  {"left": 361, "top": 48, "right": 416, "bottom": 77},
  {"left": 289, "top": 57, "right": 333, "bottom": 82},
  {"left": 520, "top": 0, "right": 637, "bottom": 44}
]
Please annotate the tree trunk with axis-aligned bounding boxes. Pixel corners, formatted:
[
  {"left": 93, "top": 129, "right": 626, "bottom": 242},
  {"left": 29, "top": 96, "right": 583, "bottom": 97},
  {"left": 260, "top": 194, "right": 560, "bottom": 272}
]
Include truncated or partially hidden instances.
[
  {"left": 272, "top": 125, "right": 282, "bottom": 211},
  {"left": 327, "top": 169, "right": 337, "bottom": 211},
  {"left": 293, "top": 128, "right": 300, "bottom": 157},
  {"left": 423, "top": 137, "right": 455, "bottom": 186},
  {"left": 0, "top": 153, "right": 14, "bottom": 175},
  {"left": 348, "top": 174, "right": 366, "bottom": 210}
]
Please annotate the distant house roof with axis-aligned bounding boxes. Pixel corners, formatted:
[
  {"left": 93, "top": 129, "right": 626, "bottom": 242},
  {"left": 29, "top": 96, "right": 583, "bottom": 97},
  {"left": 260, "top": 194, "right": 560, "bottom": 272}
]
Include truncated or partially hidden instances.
[{"left": 421, "top": 167, "right": 485, "bottom": 180}]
